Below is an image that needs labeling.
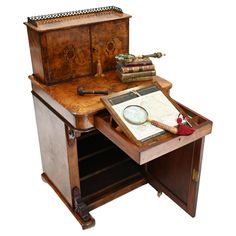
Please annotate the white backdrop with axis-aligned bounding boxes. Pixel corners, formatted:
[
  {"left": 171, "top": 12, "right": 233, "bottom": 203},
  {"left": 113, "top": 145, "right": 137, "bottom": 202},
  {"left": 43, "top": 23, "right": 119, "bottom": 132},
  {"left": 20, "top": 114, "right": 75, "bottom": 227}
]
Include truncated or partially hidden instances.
[{"left": 0, "top": 0, "right": 235, "bottom": 235}]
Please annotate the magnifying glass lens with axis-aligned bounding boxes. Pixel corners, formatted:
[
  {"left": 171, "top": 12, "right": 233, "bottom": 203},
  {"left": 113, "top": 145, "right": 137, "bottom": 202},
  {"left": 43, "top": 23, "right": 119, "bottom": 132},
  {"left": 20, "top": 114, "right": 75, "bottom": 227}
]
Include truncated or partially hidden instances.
[{"left": 123, "top": 105, "right": 148, "bottom": 125}]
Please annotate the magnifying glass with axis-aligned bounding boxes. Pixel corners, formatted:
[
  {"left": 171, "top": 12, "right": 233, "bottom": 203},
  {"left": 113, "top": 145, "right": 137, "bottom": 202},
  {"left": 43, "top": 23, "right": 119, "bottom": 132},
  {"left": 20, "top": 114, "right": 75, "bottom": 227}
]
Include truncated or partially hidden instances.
[{"left": 123, "top": 105, "right": 178, "bottom": 134}]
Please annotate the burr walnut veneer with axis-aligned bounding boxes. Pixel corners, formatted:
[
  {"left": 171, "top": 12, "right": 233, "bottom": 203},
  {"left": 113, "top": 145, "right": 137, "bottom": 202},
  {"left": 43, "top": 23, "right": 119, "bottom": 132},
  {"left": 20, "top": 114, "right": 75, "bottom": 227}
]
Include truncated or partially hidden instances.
[
  {"left": 25, "top": 7, "right": 212, "bottom": 229},
  {"left": 25, "top": 7, "right": 130, "bottom": 85},
  {"left": 30, "top": 71, "right": 212, "bottom": 229}
]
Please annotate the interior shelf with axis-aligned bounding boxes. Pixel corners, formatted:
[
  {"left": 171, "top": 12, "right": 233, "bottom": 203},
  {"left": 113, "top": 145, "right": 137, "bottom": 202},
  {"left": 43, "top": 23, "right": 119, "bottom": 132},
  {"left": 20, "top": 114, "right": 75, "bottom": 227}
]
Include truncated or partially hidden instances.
[
  {"left": 78, "top": 146, "right": 114, "bottom": 162},
  {"left": 80, "top": 159, "right": 141, "bottom": 197},
  {"left": 77, "top": 130, "right": 114, "bottom": 158},
  {"left": 77, "top": 130, "right": 143, "bottom": 200},
  {"left": 86, "top": 173, "right": 146, "bottom": 209},
  {"left": 80, "top": 158, "right": 130, "bottom": 181},
  {"left": 79, "top": 147, "right": 130, "bottom": 178}
]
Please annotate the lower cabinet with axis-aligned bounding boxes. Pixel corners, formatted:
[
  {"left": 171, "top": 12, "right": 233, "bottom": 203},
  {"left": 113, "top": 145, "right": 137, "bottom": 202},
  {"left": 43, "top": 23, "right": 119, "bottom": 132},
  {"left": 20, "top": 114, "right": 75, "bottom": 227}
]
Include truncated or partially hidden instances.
[{"left": 33, "top": 94, "right": 212, "bottom": 229}]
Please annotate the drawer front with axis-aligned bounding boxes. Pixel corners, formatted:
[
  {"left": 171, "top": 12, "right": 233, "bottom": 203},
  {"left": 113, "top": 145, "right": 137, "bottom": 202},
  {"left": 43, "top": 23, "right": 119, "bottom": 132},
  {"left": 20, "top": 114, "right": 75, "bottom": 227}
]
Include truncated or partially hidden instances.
[{"left": 95, "top": 103, "right": 212, "bottom": 165}]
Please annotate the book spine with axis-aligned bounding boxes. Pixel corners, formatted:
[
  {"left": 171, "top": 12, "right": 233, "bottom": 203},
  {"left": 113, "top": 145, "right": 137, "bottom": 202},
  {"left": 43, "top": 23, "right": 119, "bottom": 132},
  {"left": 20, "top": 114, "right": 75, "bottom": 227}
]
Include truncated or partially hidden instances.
[
  {"left": 123, "top": 60, "right": 152, "bottom": 67},
  {"left": 119, "top": 70, "right": 156, "bottom": 79},
  {"left": 120, "top": 76, "right": 156, "bottom": 83},
  {"left": 120, "top": 64, "right": 155, "bottom": 73}
]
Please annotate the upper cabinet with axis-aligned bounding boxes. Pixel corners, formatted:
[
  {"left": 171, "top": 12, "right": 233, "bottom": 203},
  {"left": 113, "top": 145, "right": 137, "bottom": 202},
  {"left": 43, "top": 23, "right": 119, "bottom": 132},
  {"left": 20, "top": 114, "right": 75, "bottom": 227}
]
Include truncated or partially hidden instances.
[{"left": 25, "top": 7, "right": 131, "bottom": 85}]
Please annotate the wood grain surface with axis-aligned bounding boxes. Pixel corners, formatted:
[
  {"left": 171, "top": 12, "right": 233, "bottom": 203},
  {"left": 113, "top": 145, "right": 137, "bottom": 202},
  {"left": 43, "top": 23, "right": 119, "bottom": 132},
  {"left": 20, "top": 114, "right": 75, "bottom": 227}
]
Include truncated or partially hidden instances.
[
  {"left": 25, "top": 10, "right": 130, "bottom": 85},
  {"left": 30, "top": 71, "right": 172, "bottom": 129}
]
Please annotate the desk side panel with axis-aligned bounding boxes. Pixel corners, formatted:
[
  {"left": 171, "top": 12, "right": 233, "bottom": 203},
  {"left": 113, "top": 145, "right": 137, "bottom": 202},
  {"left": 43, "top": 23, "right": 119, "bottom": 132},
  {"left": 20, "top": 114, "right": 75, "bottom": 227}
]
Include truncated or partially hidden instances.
[
  {"left": 27, "top": 28, "right": 45, "bottom": 82},
  {"left": 33, "top": 95, "right": 72, "bottom": 204}
]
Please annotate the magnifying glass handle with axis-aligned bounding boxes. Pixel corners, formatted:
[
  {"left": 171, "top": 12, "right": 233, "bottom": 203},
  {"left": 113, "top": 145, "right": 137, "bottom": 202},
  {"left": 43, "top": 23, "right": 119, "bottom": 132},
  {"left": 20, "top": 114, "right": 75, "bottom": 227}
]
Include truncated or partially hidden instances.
[{"left": 149, "top": 119, "right": 178, "bottom": 134}]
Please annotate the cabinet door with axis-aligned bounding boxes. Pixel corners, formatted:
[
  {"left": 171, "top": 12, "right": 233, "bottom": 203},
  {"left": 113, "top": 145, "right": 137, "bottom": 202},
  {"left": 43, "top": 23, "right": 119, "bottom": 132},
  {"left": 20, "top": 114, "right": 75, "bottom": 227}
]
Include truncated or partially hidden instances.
[
  {"left": 91, "top": 19, "right": 129, "bottom": 73},
  {"left": 44, "top": 26, "right": 92, "bottom": 83},
  {"left": 147, "top": 138, "right": 205, "bottom": 217}
]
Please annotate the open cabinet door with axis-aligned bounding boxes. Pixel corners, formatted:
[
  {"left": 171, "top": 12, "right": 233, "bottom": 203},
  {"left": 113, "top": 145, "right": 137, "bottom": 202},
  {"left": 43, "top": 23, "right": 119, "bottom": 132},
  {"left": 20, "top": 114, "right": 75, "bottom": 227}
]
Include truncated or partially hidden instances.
[{"left": 146, "top": 138, "right": 205, "bottom": 217}]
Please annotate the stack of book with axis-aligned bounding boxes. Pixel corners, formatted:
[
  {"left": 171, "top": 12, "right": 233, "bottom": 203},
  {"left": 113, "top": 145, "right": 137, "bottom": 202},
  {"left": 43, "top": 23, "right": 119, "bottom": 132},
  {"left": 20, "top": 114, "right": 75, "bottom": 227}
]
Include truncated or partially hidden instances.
[{"left": 116, "top": 58, "right": 156, "bottom": 83}]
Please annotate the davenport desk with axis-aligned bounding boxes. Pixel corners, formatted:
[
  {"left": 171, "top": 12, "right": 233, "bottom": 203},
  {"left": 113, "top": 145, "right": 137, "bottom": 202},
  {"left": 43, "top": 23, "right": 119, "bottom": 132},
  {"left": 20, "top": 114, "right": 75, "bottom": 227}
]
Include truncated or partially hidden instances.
[{"left": 25, "top": 7, "right": 212, "bottom": 229}]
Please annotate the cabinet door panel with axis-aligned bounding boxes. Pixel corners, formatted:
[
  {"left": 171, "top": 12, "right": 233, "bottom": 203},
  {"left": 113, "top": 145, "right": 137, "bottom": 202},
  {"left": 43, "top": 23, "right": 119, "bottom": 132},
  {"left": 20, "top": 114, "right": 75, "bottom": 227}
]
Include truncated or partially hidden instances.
[
  {"left": 147, "top": 138, "right": 205, "bottom": 216},
  {"left": 45, "top": 26, "right": 92, "bottom": 83},
  {"left": 91, "top": 19, "right": 129, "bottom": 72}
]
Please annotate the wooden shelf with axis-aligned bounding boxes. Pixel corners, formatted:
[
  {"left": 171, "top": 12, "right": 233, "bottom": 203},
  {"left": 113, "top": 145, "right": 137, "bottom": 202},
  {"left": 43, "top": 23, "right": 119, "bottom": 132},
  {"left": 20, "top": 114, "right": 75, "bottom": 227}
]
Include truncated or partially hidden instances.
[
  {"left": 80, "top": 159, "right": 129, "bottom": 181},
  {"left": 78, "top": 145, "right": 114, "bottom": 162},
  {"left": 84, "top": 172, "right": 146, "bottom": 208},
  {"left": 79, "top": 148, "right": 130, "bottom": 177},
  {"left": 77, "top": 131, "right": 114, "bottom": 158},
  {"left": 80, "top": 158, "right": 141, "bottom": 198}
]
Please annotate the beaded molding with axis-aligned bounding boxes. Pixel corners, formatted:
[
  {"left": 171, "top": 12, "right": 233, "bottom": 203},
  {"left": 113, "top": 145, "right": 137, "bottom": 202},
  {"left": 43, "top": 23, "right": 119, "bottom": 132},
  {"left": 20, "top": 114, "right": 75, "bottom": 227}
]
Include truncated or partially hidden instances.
[{"left": 28, "top": 6, "right": 123, "bottom": 26}]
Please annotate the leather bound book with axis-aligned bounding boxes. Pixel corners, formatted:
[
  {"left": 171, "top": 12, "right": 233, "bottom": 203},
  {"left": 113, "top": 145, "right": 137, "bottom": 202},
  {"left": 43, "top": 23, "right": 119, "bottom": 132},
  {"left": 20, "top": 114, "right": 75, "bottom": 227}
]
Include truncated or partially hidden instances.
[{"left": 117, "top": 63, "right": 155, "bottom": 73}]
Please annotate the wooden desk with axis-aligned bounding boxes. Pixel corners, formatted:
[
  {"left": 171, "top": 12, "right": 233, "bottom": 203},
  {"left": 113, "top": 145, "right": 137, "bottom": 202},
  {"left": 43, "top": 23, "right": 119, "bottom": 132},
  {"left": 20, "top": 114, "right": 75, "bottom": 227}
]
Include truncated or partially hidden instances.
[
  {"left": 30, "top": 71, "right": 172, "bottom": 130},
  {"left": 30, "top": 72, "right": 212, "bottom": 229}
]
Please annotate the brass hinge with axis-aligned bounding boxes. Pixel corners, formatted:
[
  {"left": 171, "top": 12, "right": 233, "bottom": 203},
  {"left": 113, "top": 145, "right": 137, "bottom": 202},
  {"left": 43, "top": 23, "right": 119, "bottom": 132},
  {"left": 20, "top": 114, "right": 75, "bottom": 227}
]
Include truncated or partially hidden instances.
[{"left": 192, "top": 169, "right": 200, "bottom": 183}]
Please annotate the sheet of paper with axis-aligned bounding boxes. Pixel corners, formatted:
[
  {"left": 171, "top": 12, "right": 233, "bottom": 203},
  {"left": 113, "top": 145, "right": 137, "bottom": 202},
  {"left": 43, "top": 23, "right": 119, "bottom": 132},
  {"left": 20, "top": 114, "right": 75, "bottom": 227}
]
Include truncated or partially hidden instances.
[{"left": 112, "top": 90, "right": 179, "bottom": 141}]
